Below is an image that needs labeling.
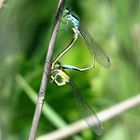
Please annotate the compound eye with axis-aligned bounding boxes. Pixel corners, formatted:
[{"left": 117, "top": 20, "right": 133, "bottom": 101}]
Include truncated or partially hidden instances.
[{"left": 54, "top": 62, "right": 61, "bottom": 69}]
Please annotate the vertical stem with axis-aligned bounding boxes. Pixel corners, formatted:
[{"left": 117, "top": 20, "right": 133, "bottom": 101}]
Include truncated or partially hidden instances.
[{"left": 28, "top": 1, "right": 66, "bottom": 140}]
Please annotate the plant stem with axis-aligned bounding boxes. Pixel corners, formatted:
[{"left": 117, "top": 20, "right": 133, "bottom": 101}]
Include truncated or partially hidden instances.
[
  {"left": 28, "top": 0, "right": 66, "bottom": 140},
  {"left": 37, "top": 94, "right": 140, "bottom": 140}
]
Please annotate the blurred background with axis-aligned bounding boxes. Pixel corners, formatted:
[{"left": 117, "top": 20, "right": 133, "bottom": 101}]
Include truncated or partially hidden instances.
[{"left": 0, "top": 0, "right": 140, "bottom": 140}]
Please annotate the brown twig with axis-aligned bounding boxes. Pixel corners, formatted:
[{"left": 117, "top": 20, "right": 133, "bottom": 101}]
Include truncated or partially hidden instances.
[
  {"left": 28, "top": 1, "right": 66, "bottom": 140},
  {"left": 37, "top": 94, "right": 140, "bottom": 140}
]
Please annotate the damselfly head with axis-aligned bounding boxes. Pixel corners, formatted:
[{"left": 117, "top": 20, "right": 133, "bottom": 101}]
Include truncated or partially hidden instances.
[{"left": 53, "top": 61, "right": 62, "bottom": 70}]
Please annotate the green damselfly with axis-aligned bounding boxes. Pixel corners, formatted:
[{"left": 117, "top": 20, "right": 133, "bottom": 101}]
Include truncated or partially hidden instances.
[
  {"left": 50, "top": 62, "right": 103, "bottom": 135},
  {"left": 50, "top": 7, "right": 111, "bottom": 135}
]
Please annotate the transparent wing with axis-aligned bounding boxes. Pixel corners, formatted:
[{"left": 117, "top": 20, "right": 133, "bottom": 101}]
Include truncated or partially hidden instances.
[
  {"left": 79, "top": 26, "right": 111, "bottom": 68},
  {"left": 68, "top": 80, "right": 103, "bottom": 135}
]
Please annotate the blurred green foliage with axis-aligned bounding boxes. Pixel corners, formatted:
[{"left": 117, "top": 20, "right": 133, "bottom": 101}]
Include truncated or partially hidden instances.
[{"left": 0, "top": 0, "right": 140, "bottom": 140}]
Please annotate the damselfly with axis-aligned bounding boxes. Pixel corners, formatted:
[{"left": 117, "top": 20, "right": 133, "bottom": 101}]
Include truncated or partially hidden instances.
[
  {"left": 50, "top": 62, "right": 103, "bottom": 135},
  {"left": 52, "top": 7, "right": 111, "bottom": 71},
  {"left": 50, "top": 7, "right": 111, "bottom": 135}
]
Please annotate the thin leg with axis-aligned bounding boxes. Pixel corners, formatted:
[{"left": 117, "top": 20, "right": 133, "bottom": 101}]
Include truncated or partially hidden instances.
[
  {"left": 58, "top": 18, "right": 69, "bottom": 32},
  {"left": 60, "top": 19, "right": 66, "bottom": 25}
]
